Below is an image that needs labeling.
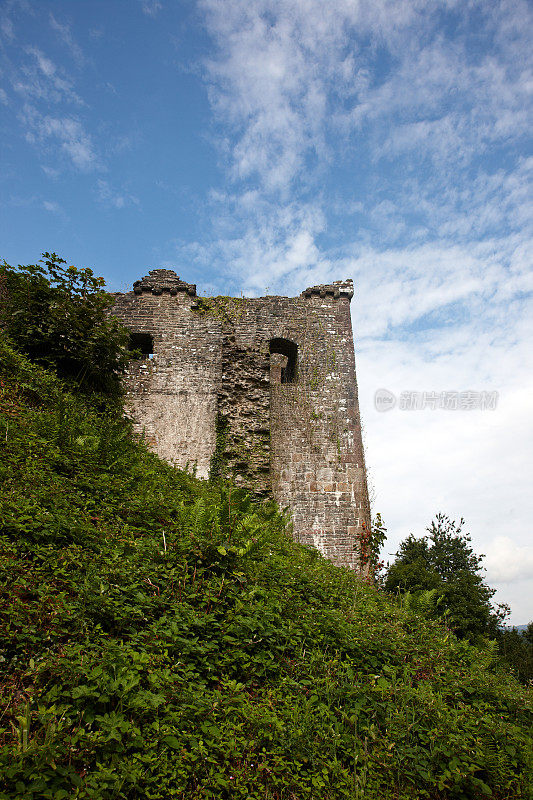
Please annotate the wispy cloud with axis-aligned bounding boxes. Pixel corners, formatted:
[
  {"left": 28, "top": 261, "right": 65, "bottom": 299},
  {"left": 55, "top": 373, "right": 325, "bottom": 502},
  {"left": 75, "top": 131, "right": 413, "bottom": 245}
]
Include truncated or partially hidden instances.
[
  {"left": 49, "top": 14, "right": 85, "bottom": 65},
  {"left": 42, "top": 199, "right": 63, "bottom": 215},
  {"left": 140, "top": 0, "right": 162, "bottom": 18},
  {"left": 96, "top": 179, "right": 139, "bottom": 209},
  {"left": 1, "top": 15, "right": 14, "bottom": 41},
  {"left": 0, "top": 0, "right": 25, "bottom": 42},
  {"left": 41, "top": 165, "right": 60, "bottom": 178},
  {"left": 11, "top": 46, "right": 83, "bottom": 104},
  {"left": 201, "top": 0, "right": 342, "bottom": 191},
  {"left": 194, "top": 0, "right": 532, "bottom": 310},
  {"left": 201, "top": 0, "right": 532, "bottom": 193},
  {"left": 2, "top": 11, "right": 102, "bottom": 176},
  {"left": 178, "top": 195, "right": 328, "bottom": 294},
  {"left": 21, "top": 104, "right": 99, "bottom": 170}
]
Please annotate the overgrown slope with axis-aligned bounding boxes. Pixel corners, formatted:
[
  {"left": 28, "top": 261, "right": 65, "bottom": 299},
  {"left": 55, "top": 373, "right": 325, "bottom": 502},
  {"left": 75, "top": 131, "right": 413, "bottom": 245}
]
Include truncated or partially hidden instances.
[{"left": 0, "top": 338, "right": 531, "bottom": 800}]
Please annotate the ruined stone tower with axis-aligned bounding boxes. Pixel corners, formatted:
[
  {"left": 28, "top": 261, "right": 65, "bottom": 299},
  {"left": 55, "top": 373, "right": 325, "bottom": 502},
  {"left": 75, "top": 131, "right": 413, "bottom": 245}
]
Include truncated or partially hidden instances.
[{"left": 112, "top": 269, "right": 371, "bottom": 573}]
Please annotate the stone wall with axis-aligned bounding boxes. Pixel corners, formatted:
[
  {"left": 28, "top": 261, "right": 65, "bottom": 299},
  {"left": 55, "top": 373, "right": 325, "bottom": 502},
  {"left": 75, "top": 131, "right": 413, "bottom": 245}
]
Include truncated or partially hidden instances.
[{"left": 111, "top": 269, "right": 371, "bottom": 573}]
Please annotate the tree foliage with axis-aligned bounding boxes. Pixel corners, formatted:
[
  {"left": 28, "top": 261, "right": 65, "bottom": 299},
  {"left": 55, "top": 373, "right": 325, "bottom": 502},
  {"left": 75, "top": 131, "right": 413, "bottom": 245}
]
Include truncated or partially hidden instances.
[
  {"left": 0, "top": 253, "right": 131, "bottom": 400},
  {"left": 385, "top": 514, "right": 505, "bottom": 641},
  {"left": 496, "top": 623, "right": 533, "bottom": 685}
]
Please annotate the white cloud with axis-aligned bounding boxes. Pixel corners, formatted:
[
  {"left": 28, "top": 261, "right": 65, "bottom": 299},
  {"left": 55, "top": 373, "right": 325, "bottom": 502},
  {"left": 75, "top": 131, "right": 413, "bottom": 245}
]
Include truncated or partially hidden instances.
[
  {"left": 1, "top": 15, "right": 15, "bottom": 41},
  {"left": 356, "top": 308, "right": 533, "bottom": 623},
  {"left": 484, "top": 537, "right": 533, "bottom": 584},
  {"left": 96, "top": 179, "right": 139, "bottom": 209},
  {"left": 43, "top": 117, "right": 96, "bottom": 170},
  {"left": 12, "top": 46, "right": 83, "bottom": 104},
  {"left": 21, "top": 105, "right": 98, "bottom": 170},
  {"left": 200, "top": 0, "right": 352, "bottom": 190},
  {"left": 41, "top": 165, "right": 60, "bottom": 178},
  {"left": 49, "top": 14, "right": 85, "bottom": 65},
  {"left": 200, "top": 0, "right": 532, "bottom": 192},
  {"left": 141, "top": 1, "right": 162, "bottom": 17},
  {"left": 42, "top": 199, "right": 62, "bottom": 214},
  {"left": 178, "top": 195, "right": 330, "bottom": 294},
  {"left": 1, "top": 17, "right": 103, "bottom": 176}
]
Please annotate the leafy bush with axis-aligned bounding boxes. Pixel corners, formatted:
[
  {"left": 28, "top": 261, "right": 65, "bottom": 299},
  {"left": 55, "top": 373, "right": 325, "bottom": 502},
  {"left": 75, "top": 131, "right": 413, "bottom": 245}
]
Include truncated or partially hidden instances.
[
  {"left": 0, "top": 339, "right": 531, "bottom": 799},
  {"left": 496, "top": 624, "right": 533, "bottom": 685},
  {"left": 0, "top": 253, "right": 131, "bottom": 400},
  {"left": 385, "top": 514, "right": 508, "bottom": 641}
]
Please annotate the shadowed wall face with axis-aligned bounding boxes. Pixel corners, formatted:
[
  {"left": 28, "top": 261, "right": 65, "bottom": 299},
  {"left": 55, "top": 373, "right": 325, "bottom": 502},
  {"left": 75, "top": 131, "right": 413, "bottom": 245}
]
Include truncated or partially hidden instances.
[{"left": 112, "top": 270, "right": 370, "bottom": 573}]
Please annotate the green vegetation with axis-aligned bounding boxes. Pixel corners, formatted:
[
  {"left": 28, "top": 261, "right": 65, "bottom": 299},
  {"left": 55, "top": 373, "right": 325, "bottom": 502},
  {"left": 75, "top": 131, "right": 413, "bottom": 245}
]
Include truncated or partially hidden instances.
[
  {"left": 0, "top": 258, "right": 531, "bottom": 798},
  {"left": 0, "top": 254, "right": 131, "bottom": 402},
  {"left": 384, "top": 517, "right": 533, "bottom": 684},
  {"left": 0, "top": 340, "right": 531, "bottom": 799},
  {"left": 385, "top": 515, "right": 511, "bottom": 642},
  {"left": 495, "top": 624, "right": 533, "bottom": 685},
  {"left": 191, "top": 295, "right": 246, "bottom": 323}
]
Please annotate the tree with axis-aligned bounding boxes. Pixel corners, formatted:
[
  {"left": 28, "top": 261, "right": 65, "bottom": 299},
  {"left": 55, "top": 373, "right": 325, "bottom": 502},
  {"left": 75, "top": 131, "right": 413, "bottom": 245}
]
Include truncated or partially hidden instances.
[
  {"left": 385, "top": 514, "right": 506, "bottom": 641},
  {"left": 0, "top": 253, "right": 132, "bottom": 400},
  {"left": 495, "top": 622, "right": 533, "bottom": 685}
]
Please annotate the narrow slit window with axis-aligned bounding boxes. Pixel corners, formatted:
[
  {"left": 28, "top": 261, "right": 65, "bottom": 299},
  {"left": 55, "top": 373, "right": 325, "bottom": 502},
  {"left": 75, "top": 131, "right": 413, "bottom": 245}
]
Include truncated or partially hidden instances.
[
  {"left": 270, "top": 338, "right": 298, "bottom": 383},
  {"left": 129, "top": 332, "right": 154, "bottom": 359}
]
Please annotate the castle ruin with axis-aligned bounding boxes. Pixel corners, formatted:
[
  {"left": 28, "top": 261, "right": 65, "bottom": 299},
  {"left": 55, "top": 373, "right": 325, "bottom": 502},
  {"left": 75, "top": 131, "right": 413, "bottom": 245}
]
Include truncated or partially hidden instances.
[{"left": 112, "top": 269, "right": 370, "bottom": 574}]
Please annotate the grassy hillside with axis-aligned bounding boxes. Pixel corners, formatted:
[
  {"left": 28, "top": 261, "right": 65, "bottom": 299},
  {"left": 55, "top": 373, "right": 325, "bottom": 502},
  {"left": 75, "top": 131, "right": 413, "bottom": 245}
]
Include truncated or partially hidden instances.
[{"left": 0, "top": 337, "right": 531, "bottom": 800}]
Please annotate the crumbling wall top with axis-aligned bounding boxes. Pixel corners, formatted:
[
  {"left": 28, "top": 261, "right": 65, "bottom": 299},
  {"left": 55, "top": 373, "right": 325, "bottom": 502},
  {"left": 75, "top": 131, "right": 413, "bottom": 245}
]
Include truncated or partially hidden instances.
[
  {"left": 301, "top": 279, "right": 354, "bottom": 300},
  {"left": 133, "top": 269, "right": 196, "bottom": 296}
]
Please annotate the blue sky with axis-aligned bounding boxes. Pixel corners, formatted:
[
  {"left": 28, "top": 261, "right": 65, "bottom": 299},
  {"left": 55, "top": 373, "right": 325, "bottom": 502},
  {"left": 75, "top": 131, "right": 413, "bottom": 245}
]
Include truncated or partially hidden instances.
[{"left": 1, "top": 0, "right": 532, "bottom": 622}]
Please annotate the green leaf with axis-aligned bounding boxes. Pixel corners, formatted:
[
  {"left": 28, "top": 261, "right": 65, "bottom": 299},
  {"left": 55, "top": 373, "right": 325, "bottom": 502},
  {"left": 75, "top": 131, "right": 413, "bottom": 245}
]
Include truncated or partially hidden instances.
[{"left": 163, "top": 735, "right": 182, "bottom": 750}]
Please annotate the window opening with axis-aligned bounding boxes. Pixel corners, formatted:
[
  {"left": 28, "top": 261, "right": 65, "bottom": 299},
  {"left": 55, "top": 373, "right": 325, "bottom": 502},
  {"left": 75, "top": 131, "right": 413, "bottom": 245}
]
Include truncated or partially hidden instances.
[
  {"left": 269, "top": 338, "right": 298, "bottom": 383},
  {"left": 129, "top": 332, "right": 154, "bottom": 359}
]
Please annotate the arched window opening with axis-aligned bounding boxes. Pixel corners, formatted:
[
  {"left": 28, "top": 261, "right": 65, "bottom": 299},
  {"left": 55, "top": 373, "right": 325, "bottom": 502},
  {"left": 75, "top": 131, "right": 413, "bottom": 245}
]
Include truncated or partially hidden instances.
[
  {"left": 129, "top": 332, "right": 154, "bottom": 359},
  {"left": 270, "top": 338, "right": 298, "bottom": 384}
]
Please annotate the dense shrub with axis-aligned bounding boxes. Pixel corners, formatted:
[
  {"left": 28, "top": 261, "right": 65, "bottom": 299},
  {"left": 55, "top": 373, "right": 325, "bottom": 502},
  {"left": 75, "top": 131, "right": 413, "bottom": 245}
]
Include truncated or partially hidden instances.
[
  {"left": 0, "top": 253, "right": 131, "bottom": 400},
  {"left": 496, "top": 624, "right": 533, "bottom": 685},
  {"left": 0, "top": 338, "right": 532, "bottom": 799},
  {"left": 385, "top": 515, "right": 509, "bottom": 641}
]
